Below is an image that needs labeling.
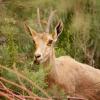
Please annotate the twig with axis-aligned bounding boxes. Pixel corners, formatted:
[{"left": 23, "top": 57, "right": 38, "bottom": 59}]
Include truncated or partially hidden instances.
[
  {"left": 67, "top": 96, "right": 87, "bottom": 100},
  {"left": 0, "top": 91, "right": 13, "bottom": 100},
  {"left": 0, "top": 64, "right": 51, "bottom": 99},
  {"left": 13, "top": 63, "right": 33, "bottom": 97},
  {"left": 0, "top": 82, "right": 52, "bottom": 100},
  {"left": 0, "top": 77, "right": 36, "bottom": 97}
]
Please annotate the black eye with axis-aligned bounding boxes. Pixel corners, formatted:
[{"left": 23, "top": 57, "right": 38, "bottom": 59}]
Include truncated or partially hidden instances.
[{"left": 47, "top": 40, "right": 53, "bottom": 46}]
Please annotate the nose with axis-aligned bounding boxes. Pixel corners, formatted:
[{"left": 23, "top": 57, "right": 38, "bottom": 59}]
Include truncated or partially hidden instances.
[{"left": 34, "top": 54, "right": 41, "bottom": 59}]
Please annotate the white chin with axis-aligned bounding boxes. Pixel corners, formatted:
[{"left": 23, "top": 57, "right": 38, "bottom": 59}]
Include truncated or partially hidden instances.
[
  {"left": 40, "top": 57, "right": 48, "bottom": 64},
  {"left": 34, "top": 59, "right": 45, "bottom": 65}
]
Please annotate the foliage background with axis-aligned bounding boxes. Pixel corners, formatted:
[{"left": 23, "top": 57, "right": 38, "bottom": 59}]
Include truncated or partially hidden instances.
[{"left": 0, "top": 0, "right": 100, "bottom": 99}]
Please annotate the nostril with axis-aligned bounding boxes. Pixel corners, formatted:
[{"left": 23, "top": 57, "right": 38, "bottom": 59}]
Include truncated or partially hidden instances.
[
  {"left": 37, "top": 55, "right": 41, "bottom": 58},
  {"left": 35, "top": 54, "right": 41, "bottom": 58}
]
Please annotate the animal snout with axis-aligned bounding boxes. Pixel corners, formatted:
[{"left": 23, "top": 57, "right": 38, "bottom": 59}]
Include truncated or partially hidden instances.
[
  {"left": 34, "top": 53, "right": 42, "bottom": 64},
  {"left": 34, "top": 54, "right": 41, "bottom": 59}
]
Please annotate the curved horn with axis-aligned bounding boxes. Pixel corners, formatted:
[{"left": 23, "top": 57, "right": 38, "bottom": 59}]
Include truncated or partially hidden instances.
[
  {"left": 46, "top": 10, "right": 56, "bottom": 33},
  {"left": 37, "top": 8, "right": 43, "bottom": 32}
]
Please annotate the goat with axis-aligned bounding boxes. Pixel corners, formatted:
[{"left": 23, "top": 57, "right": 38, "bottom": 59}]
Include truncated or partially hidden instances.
[{"left": 25, "top": 10, "right": 100, "bottom": 100}]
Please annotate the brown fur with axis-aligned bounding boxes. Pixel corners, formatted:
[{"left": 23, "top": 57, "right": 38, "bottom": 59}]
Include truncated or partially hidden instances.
[
  {"left": 44, "top": 54, "right": 100, "bottom": 100},
  {"left": 26, "top": 21, "right": 100, "bottom": 100}
]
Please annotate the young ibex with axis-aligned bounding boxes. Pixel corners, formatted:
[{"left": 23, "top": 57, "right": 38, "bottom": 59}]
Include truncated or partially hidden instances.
[{"left": 25, "top": 10, "right": 100, "bottom": 100}]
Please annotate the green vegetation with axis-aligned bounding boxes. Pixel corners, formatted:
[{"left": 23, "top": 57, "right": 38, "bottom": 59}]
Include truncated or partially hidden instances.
[{"left": 0, "top": 0, "right": 100, "bottom": 99}]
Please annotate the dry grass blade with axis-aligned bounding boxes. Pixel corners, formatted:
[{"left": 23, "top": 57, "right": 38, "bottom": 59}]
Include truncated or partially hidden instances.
[
  {"left": 0, "top": 91, "right": 13, "bottom": 100},
  {"left": 0, "top": 80, "right": 52, "bottom": 100},
  {"left": 12, "top": 63, "right": 34, "bottom": 97},
  {"left": 0, "top": 77, "right": 37, "bottom": 97},
  {"left": 0, "top": 64, "right": 51, "bottom": 99},
  {"left": 67, "top": 96, "right": 87, "bottom": 100}
]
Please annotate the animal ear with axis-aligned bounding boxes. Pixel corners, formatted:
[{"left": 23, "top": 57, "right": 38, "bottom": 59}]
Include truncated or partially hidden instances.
[
  {"left": 53, "top": 20, "right": 63, "bottom": 41},
  {"left": 25, "top": 24, "right": 37, "bottom": 38}
]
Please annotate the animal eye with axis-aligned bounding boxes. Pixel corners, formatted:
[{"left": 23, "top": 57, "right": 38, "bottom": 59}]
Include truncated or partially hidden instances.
[{"left": 47, "top": 40, "right": 53, "bottom": 46}]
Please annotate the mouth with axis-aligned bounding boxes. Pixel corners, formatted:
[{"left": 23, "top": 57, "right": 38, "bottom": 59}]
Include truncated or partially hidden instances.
[
  {"left": 34, "top": 59, "right": 41, "bottom": 65},
  {"left": 34, "top": 56, "right": 48, "bottom": 65}
]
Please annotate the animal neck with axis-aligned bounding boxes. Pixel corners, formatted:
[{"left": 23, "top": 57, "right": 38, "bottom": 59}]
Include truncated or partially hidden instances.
[{"left": 42, "top": 48, "right": 56, "bottom": 72}]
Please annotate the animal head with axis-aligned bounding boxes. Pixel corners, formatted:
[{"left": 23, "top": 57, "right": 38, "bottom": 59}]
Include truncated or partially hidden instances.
[{"left": 25, "top": 10, "right": 63, "bottom": 64}]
